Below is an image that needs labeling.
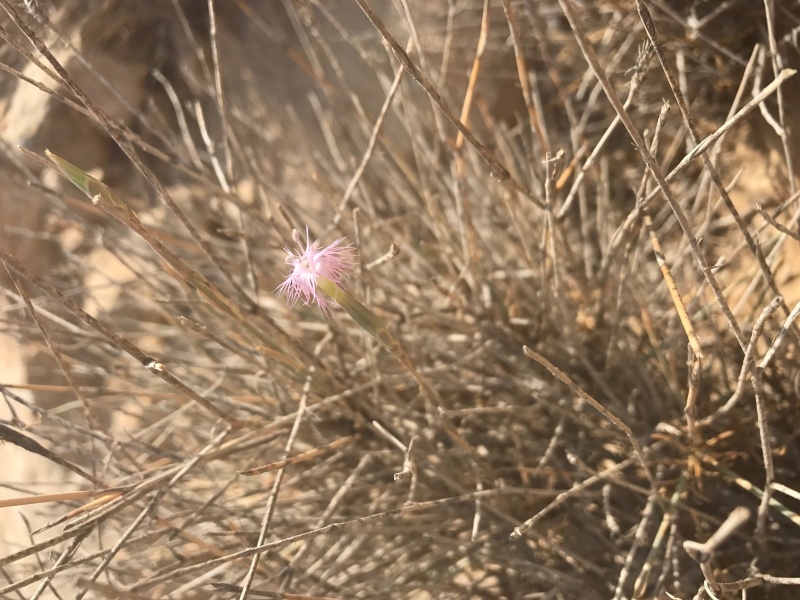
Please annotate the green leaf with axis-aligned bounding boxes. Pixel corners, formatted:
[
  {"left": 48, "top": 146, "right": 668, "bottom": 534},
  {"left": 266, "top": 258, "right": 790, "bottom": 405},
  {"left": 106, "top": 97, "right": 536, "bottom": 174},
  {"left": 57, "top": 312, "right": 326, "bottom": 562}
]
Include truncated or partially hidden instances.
[{"left": 45, "top": 150, "right": 125, "bottom": 209}]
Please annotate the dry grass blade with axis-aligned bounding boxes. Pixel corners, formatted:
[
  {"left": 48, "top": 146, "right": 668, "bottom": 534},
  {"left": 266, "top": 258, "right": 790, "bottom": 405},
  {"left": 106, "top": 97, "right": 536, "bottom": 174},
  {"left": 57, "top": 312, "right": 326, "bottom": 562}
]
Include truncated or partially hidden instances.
[
  {"left": 0, "top": 424, "right": 95, "bottom": 483},
  {"left": 636, "top": 0, "right": 798, "bottom": 343},
  {"left": 521, "top": 347, "right": 655, "bottom": 512},
  {"left": 0, "top": 251, "right": 240, "bottom": 424},
  {"left": 240, "top": 435, "right": 355, "bottom": 476},
  {"left": 707, "top": 295, "right": 783, "bottom": 421},
  {"left": 639, "top": 101, "right": 704, "bottom": 439},
  {"left": 510, "top": 454, "right": 637, "bottom": 541},
  {"left": 352, "top": 0, "right": 542, "bottom": 206},
  {"left": 0, "top": 489, "right": 122, "bottom": 510},
  {"left": 557, "top": 0, "right": 747, "bottom": 350}
]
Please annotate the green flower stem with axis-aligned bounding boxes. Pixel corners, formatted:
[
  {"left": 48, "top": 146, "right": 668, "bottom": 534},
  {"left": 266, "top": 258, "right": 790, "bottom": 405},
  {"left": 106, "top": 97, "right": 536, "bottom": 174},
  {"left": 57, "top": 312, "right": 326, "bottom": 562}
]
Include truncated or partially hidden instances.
[
  {"left": 318, "top": 278, "right": 476, "bottom": 457},
  {"left": 317, "top": 277, "right": 438, "bottom": 401},
  {"left": 317, "top": 278, "right": 394, "bottom": 351}
]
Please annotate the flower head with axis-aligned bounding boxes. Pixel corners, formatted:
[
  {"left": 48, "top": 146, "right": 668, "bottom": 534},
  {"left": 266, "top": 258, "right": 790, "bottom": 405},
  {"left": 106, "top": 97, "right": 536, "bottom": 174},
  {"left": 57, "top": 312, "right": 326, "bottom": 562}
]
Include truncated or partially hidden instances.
[{"left": 277, "top": 227, "right": 357, "bottom": 314}]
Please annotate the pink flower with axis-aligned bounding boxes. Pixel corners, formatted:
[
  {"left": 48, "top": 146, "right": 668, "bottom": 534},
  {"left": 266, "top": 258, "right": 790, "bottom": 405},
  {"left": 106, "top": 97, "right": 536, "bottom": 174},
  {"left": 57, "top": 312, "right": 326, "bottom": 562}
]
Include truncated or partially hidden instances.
[{"left": 277, "top": 227, "right": 357, "bottom": 314}]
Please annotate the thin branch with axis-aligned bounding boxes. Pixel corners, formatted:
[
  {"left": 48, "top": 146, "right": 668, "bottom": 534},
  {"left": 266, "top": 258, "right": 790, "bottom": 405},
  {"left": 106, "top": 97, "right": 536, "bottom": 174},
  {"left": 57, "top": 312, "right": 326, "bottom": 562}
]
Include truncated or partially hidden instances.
[
  {"left": 352, "top": 0, "right": 542, "bottom": 207},
  {"left": 522, "top": 346, "right": 655, "bottom": 498},
  {"left": 557, "top": 0, "right": 747, "bottom": 349}
]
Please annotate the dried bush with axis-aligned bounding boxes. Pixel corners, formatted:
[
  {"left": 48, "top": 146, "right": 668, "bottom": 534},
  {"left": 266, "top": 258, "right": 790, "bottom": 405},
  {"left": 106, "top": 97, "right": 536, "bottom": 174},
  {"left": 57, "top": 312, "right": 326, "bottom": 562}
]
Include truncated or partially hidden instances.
[{"left": 1, "top": 1, "right": 800, "bottom": 599}]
